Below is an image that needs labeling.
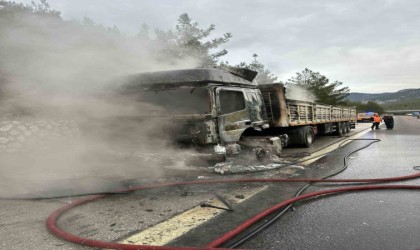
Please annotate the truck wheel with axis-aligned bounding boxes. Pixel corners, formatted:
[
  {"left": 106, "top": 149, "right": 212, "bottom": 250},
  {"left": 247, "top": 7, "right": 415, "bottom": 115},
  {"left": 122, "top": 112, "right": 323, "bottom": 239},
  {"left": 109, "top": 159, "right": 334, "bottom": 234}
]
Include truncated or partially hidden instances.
[
  {"left": 335, "top": 122, "right": 343, "bottom": 136},
  {"left": 345, "top": 122, "right": 351, "bottom": 133},
  {"left": 299, "top": 126, "right": 314, "bottom": 147},
  {"left": 341, "top": 122, "right": 347, "bottom": 134}
]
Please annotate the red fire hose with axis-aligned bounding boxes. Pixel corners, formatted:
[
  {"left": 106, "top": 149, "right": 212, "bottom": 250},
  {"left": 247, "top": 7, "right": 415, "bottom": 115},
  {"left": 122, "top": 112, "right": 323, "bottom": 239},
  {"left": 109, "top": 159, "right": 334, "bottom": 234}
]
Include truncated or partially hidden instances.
[{"left": 46, "top": 173, "right": 420, "bottom": 250}]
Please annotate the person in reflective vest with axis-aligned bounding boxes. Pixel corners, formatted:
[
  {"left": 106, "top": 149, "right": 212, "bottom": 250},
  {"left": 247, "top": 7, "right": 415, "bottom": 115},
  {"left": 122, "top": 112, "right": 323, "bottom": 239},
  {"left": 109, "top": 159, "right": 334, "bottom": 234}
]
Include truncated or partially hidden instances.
[{"left": 371, "top": 113, "right": 382, "bottom": 130}]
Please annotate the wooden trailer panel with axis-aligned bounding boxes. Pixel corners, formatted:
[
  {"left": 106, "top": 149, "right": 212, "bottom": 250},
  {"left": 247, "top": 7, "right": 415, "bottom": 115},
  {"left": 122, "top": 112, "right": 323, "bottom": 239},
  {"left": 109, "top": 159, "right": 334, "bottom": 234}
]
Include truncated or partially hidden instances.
[{"left": 259, "top": 83, "right": 356, "bottom": 127}]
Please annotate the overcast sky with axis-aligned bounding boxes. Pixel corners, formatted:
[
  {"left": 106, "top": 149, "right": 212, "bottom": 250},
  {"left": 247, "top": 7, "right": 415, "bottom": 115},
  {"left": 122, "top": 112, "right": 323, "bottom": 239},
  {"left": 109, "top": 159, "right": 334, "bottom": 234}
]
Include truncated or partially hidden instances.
[{"left": 13, "top": 0, "right": 420, "bottom": 93}]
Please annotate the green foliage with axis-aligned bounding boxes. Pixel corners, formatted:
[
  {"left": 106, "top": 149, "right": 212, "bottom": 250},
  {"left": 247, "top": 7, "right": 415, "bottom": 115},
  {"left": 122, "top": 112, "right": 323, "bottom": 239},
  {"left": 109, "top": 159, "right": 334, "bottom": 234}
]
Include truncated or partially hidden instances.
[
  {"left": 382, "top": 98, "right": 420, "bottom": 110},
  {"left": 0, "top": 0, "right": 60, "bottom": 17},
  {"left": 142, "top": 13, "right": 232, "bottom": 66},
  {"left": 286, "top": 68, "right": 350, "bottom": 105},
  {"left": 233, "top": 54, "right": 278, "bottom": 84},
  {"left": 29, "top": 0, "right": 60, "bottom": 16}
]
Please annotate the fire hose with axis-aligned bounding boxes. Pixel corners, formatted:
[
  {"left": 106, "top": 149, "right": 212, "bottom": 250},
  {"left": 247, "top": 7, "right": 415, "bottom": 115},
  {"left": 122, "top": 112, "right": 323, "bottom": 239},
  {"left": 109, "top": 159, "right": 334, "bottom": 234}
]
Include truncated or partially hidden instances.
[
  {"left": 46, "top": 174, "right": 420, "bottom": 250},
  {"left": 46, "top": 138, "right": 420, "bottom": 249}
]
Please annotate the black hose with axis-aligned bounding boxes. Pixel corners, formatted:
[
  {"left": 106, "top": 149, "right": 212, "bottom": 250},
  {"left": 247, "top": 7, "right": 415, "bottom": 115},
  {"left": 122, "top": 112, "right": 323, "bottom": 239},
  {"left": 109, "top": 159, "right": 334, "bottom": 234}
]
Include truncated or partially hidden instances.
[{"left": 224, "top": 138, "right": 381, "bottom": 248}]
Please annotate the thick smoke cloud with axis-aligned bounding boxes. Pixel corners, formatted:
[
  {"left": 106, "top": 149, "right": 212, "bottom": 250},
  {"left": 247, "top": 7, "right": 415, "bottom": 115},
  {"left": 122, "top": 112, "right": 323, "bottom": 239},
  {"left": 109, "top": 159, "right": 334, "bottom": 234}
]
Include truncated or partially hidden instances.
[
  {"left": 0, "top": 4, "right": 201, "bottom": 198},
  {"left": 0, "top": 6, "right": 199, "bottom": 116}
]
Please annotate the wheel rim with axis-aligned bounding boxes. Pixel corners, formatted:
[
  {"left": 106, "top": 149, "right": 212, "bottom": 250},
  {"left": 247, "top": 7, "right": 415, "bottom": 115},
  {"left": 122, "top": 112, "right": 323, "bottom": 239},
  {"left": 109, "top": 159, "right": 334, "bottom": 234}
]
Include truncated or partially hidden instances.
[{"left": 306, "top": 131, "right": 314, "bottom": 145}]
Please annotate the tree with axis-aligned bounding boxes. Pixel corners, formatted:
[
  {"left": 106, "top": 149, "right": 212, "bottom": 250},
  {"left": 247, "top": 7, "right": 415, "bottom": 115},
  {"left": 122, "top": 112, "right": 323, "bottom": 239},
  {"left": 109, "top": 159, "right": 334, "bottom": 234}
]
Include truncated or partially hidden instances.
[
  {"left": 286, "top": 68, "right": 350, "bottom": 105},
  {"left": 234, "top": 55, "right": 278, "bottom": 85},
  {"left": 0, "top": 0, "right": 61, "bottom": 17},
  {"left": 29, "top": 0, "right": 60, "bottom": 16},
  {"left": 347, "top": 101, "right": 385, "bottom": 114},
  {"left": 145, "top": 13, "right": 232, "bottom": 67},
  {"left": 137, "top": 23, "right": 151, "bottom": 40}
]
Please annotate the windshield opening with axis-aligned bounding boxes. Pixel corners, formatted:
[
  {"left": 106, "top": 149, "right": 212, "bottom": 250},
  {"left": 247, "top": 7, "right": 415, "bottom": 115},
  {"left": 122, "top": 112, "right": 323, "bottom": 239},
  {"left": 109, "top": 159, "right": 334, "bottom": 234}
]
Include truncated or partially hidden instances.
[{"left": 137, "top": 87, "right": 210, "bottom": 115}]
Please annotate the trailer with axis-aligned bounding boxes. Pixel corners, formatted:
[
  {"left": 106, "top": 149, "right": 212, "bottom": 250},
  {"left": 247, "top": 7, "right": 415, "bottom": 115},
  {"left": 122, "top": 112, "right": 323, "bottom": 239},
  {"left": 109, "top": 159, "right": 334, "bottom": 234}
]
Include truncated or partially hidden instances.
[{"left": 258, "top": 84, "right": 356, "bottom": 147}]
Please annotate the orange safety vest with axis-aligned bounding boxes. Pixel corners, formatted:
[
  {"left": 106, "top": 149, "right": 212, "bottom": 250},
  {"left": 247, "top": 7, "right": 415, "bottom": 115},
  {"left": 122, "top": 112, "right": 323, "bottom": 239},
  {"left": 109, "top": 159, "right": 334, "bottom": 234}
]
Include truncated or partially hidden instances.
[{"left": 373, "top": 116, "right": 381, "bottom": 122}]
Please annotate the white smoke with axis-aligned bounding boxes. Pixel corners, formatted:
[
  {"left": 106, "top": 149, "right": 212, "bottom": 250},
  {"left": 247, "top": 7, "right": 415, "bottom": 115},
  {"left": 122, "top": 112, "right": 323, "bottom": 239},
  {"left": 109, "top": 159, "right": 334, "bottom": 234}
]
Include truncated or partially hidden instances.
[
  {"left": 285, "top": 84, "right": 316, "bottom": 102},
  {"left": 0, "top": 4, "right": 203, "bottom": 198}
]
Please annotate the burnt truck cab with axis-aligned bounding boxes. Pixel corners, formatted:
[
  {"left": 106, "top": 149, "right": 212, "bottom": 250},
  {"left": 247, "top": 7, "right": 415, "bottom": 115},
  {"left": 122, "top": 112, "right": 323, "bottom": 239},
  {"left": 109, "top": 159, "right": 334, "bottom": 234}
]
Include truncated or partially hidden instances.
[{"left": 120, "top": 68, "right": 272, "bottom": 155}]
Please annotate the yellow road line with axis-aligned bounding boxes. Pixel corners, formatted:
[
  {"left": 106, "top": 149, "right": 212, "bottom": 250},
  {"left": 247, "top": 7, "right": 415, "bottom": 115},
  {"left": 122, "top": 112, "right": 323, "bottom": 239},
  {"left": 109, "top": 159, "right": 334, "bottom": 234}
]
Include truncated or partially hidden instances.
[{"left": 119, "top": 185, "right": 267, "bottom": 246}]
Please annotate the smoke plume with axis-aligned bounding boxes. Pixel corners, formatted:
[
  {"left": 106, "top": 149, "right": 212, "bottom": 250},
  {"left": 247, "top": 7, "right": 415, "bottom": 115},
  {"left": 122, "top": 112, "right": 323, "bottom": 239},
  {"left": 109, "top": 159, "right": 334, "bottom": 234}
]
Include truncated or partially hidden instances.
[
  {"left": 285, "top": 84, "right": 316, "bottom": 102},
  {"left": 0, "top": 3, "right": 202, "bottom": 198}
]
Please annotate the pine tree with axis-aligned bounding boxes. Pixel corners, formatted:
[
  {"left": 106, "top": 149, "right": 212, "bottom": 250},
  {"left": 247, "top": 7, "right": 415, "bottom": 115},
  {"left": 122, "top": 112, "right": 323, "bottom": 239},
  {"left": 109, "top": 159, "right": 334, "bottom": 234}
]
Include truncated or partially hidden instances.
[{"left": 286, "top": 68, "right": 350, "bottom": 105}]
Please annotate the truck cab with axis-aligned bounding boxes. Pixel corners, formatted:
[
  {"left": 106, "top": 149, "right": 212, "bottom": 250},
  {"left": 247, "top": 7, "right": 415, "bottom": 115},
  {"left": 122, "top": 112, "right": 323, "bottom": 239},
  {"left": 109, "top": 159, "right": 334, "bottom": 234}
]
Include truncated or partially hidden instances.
[{"left": 120, "top": 68, "right": 269, "bottom": 149}]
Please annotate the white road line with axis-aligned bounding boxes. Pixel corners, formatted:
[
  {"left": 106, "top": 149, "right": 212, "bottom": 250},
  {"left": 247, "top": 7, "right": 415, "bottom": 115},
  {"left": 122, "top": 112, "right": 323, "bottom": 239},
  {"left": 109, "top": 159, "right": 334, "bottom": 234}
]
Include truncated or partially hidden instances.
[{"left": 300, "top": 127, "right": 372, "bottom": 165}]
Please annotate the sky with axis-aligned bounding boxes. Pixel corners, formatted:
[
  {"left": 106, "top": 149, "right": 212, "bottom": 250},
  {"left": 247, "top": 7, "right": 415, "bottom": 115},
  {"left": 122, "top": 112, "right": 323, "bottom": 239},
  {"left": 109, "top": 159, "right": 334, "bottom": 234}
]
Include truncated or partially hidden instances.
[{"left": 11, "top": 0, "right": 420, "bottom": 93}]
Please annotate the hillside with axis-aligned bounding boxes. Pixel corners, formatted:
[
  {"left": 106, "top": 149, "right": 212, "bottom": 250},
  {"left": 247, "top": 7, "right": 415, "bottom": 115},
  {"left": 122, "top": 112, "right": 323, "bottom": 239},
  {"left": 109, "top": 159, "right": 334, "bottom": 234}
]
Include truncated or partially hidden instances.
[
  {"left": 381, "top": 98, "right": 420, "bottom": 110},
  {"left": 347, "top": 88, "right": 420, "bottom": 103}
]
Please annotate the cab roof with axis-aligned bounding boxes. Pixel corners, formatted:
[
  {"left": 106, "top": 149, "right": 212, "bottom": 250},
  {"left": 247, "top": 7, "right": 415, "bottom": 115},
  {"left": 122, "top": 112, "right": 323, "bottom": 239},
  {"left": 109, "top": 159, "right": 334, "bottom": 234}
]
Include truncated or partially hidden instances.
[{"left": 121, "top": 68, "right": 258, "bottom": 91}]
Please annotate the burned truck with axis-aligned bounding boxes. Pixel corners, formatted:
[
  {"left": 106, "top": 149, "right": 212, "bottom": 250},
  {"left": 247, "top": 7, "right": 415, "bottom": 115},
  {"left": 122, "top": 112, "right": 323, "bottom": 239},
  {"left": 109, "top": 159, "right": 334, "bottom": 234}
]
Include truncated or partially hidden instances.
[{"left": 120, "top": 68, "right": 356, "bottom": 160}]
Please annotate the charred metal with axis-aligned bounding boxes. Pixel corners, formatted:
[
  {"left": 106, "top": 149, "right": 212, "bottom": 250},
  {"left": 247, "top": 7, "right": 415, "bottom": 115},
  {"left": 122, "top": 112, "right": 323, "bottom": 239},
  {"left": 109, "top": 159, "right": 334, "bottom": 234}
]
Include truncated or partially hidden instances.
[{"left": 118, "top": 68, "right": 356, "bottom": 161}]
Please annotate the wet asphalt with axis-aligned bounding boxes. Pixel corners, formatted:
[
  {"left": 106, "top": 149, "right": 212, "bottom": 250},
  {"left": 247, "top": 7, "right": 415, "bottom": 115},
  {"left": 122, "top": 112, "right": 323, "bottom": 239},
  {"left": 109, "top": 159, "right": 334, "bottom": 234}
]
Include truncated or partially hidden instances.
[
  {"left": 241, "top": 115, "right": 420, "bottom": 250},
  {"left": 1, "top": 116, "right": 418, "bottom": 250}
]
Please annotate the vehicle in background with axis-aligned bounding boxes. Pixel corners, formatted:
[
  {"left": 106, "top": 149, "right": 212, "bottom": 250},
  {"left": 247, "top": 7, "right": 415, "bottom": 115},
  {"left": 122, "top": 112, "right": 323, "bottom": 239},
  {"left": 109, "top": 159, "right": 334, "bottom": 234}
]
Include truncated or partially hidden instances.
[
  {"left": 119, "top": 68, "right": 356, "bottom": 160},
  {"left": 357, "top": 112, "right": 374, "bottom": 123}
]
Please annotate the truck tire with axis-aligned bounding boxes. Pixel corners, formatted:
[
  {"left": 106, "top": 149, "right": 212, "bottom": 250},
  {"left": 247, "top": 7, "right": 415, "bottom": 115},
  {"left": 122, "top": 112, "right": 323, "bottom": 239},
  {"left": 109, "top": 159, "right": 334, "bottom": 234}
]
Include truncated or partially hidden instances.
[
  {"left": 345, "top": 122, "right": 351, "bottom": 133},
  {"left": 341, "top": 122, "right": 347, "bottom": 134},
  {"left": 298, "top": 126, "right": 314, "bottom": 147},
  {"left": 335, "top": 122, "right": 343, "bottom": 136}
]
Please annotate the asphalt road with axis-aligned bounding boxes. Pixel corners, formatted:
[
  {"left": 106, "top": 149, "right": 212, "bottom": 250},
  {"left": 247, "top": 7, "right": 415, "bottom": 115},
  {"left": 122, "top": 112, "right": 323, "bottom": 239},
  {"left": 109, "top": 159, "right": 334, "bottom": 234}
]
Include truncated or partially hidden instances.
[
  {"left": 242, "top": 115, "right": 420, "bottom": 250},
  {"left": 1, "top": 117, "right": 418, "bottom": 249}
]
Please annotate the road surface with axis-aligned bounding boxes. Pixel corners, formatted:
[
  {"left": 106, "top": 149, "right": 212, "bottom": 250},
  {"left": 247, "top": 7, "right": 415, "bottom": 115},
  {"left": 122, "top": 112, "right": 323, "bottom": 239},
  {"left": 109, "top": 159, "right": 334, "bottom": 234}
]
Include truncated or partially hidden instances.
[
  {"left": 0, "top": 117, "right": 418, "bottom": 249},
  {"left": 242, "top": 115, "right": 420, "bottom": 250}
]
